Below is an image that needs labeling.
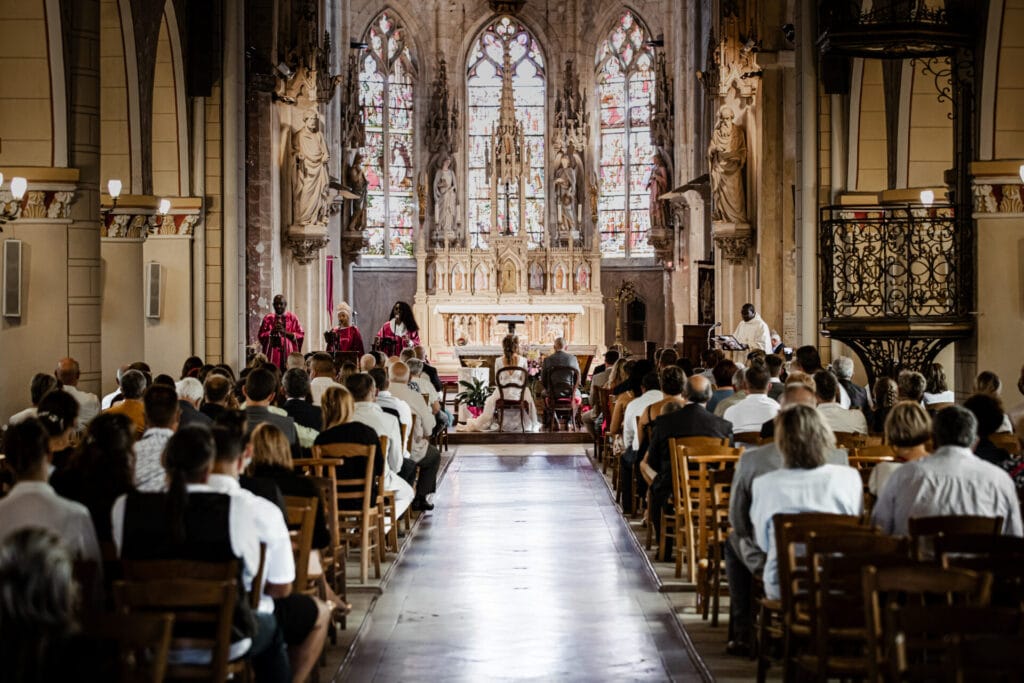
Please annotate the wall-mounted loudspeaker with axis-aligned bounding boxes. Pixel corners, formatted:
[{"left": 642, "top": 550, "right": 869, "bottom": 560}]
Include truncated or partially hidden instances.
[
  {"left": 3, "top": 240, "right": 22, "bottom": 317},
  {"left": 145, "top": 261, "right": 162, "bottom": 319}
]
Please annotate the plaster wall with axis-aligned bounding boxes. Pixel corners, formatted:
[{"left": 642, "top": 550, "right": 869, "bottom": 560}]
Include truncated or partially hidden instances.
[
  {"left": 856, "top": 60, "right": 887, "bottom": 191},
  {"left": 0, "top": 223, "right": 69, "bottom": 423},
  {"left": 100, "top": 239, "right": 144, "bottom": 394},
  {"left": 152, "top": 15, "right": 180, "bottom": 196},
  {"left": 100, "top": 0, "right": 131, "bottom": 189},
  {"left": 0, "top": 0, "right": 53, "bottom": 166},
  {"left": 906, "top": 66, "right": 952, "bottom": 187},
  {"left": 995, "top": 0, "right": 1024, "bottom": 157},
  {"left": 142, "top": 235, "right": 193, "bottom": 377}
]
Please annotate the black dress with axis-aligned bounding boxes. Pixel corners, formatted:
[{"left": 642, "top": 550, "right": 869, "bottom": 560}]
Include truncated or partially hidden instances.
[{"left": 313, "top": 422, "right": 385, "bottom": 511}]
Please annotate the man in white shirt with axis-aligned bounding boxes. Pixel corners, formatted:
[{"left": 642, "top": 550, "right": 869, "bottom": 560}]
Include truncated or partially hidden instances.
[
  {"left": 208, "top": 423, "right": 329, "bottom": 683},
  {"left": 724, "top": 365, "right": 780, "bottom": 433},
  {"left": 370, "top": 368, "right": 412, "bottom": 455},
  {"left": 873, "top": 405, "right": 1023, "bottom": 537},
  {"left": 344, "top": 373, "right": 415, "bottom": 516},
  {"left": 623, "top": 371, "right": 665, "bottom": 453},
  {"left": 814, "top": 369, "right": 867, "bottom": 434},
  {"left": 389, "top": 361, "right": 441, "bottom": 511},
  {"left": 133, "top": 384, "right": 180, "bottom": 492},
  {"left": 0, "top": 419, "right": 101, "bottom": 562},
  {"left": 732, "top": 303, "right": 772, "bottom": 352},
  {"left": 308, "top": 353, "right": 341, "bottom": 406},
  {"left": 56, "top": 357, "right": 100, "bottom": 428}
]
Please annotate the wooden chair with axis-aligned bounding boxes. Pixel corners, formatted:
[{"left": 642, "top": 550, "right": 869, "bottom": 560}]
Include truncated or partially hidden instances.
[
  {"left": 702, "top": 466, "right": 734, "bottom": 625},
  {"left": 284, "top": 495, "right": 318, "bottom": 595},
  {"left": 756, "top": 513, "right": 864, "bottom": 683},
  {"left": 312, "top": 442, "right": 381, "bottom": 584},
  {"left": 863, "top": 564, "right": 994, "bottom": 683},
  {"left": 991, "top": 432, "right": 1022, "bottom": 455},
  {"left": 81, "top": 612, "right": 174, "bottom": 683},
  {"left": 847, "top": 444, "right": 896, "bottom": 469},
  {"left": 115, "top": 560, "right": 247, "bottom": 683},
  {"left": 734, "top": 431, "right": 765, "bottom": 446},
  {"left": 293, "top": 459, "right": 344, "bottom": 594},
  {"left": 672, "top": 443, "right": 742, "bottom": 582},
  {"left": 834, "top": 431, "right": 883, "bottom": 449},
  {"left": 798, "top": 533, "right": 910, "bottom": 682},
  {"left": 547, "top": 366, "right": 581, "bottom": 431},
  {"left": 952, "top": 631, "right": 1024, "bottom": 682},
  {"left": 663, "top": 436, "right": 729, "bottom": 574},
  {"left": 377, "top": 430, "right": 403, "bottom": 553},
  {"left": 494, "top": 366, "right": 531, "bottom": 432},
  {"left": 908, "top": 515, "right": 1003, "bottom": 537}
]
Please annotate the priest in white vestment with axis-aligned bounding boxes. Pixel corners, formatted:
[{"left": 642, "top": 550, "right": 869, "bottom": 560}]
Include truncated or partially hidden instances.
[{"left": 733, "top": 303, "right": 772, "bottom": 352}]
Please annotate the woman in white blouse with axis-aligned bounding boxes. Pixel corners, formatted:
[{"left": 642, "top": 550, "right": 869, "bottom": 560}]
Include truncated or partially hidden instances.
[{"left": 461, "top": 335, "right": 539, "bottom": 432}]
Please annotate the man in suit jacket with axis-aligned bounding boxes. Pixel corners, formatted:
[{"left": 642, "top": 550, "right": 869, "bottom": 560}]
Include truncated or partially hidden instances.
[
  {"left": 242, "top": 367, "right": 300, "bottom": 459},
  {"left": 540, "top": 337, "right": 580, "bottom": 392},
  {"left": 281, "top": 368, "right": 322, "bottom": 431},
  {"left": 646, "top": 375, "right": 733, "bottom": 543}
]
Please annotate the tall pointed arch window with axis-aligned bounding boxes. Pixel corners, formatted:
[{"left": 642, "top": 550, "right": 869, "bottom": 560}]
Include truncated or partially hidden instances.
[
  {"left": 596, "top": 11, "right": 655, "bottom": 257},
  {"left": 466, "top": 17, "right": 546, "bottom": 249},
  {"left": 359, "top": 12, "right": 416, "bottom": 258}
]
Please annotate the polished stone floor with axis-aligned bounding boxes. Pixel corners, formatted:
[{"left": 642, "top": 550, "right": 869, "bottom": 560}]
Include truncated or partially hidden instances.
[{"left": 337, "top": 449, "right": 702, "bottom": 682}]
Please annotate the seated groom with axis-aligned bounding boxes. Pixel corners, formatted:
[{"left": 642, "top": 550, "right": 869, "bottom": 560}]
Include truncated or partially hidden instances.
[{"left": 540, "top": 338, "right": 580, "bottom": 420}]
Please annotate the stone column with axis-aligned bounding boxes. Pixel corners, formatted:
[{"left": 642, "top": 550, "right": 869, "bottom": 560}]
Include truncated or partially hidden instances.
[
  {"left": 713, "top": 222, "right": 754, "bottom": 333},
  {"left": 287, "top": 231, "right": 329, "bottom": 355}
]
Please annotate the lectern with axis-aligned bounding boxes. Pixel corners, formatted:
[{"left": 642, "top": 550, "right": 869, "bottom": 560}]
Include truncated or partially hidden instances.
[{"left": 497, "top": 315, "right": 527, "bottom": 335}]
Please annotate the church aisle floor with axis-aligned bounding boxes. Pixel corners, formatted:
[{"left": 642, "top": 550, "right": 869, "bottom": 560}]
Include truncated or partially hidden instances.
[{"left": 337, "top": 448, "right": 703, "bottom": 682}]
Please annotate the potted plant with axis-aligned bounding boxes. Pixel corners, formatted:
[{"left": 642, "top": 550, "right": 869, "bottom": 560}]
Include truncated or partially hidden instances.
[{"left": 455, "top": 377, "right": 493, "bottom": 418}]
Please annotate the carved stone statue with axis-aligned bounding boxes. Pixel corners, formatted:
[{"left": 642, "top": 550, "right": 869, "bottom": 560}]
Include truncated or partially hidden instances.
[
  {"left": 499, "top": 260, "right": 517, "bottom": 293},
  {"left": 346, "top": 152, "right": 367, "bottom": 232},
  {"left": 646, "top": 152, "right": 670, "bottom": 231},
  {"left": 553, "top": 152, "right": 578, "bottom": 237},
  {"left": 708, "top": 105, "right": 748, "bottom": 223},
  {"left": 433, "top": 156, "right": 457, "bottom": 240},
  {"left": 291, "top": 109, "right": 330, "bottom": 227}
]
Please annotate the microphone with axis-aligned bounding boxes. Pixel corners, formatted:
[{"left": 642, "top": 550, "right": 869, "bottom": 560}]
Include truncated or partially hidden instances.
[{"left": 713, "top": 322, "right": 722, "bottom": 328}]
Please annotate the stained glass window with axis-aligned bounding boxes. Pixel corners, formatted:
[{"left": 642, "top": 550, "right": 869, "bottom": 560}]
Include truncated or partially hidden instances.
[
  {"left": 466, "top": 17, "right": 546, "bottom": 249},
  {"left": 596, "top": 11, "right": 655, "bottom": 257},
  {"left": 360, "top": 12, "right": 416, "bottom": 258}
]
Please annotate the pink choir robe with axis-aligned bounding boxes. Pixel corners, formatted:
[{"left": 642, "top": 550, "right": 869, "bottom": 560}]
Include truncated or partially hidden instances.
[
  {"left": 326, "top": 325, "right": 365, "bottom": 354},
  {"left": 373, "top": 320, "right": 420, "bottom": 356},
  {"left": 258, "top": 311, "right": 304, "bottom": 368}
]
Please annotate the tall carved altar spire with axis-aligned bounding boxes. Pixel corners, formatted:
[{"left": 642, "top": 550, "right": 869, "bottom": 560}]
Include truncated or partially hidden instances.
[{"left": 486, "top": 41, "right": 530, "bottom": 235}]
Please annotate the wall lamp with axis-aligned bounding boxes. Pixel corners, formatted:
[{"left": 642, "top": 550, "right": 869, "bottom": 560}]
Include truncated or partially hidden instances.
[
  {"left": 1018, "top": 164, "right": 1024, "bottom": 183},
  {"left": 148, "top": 198, "right": 171, "bottom": 231},
  {"left": 0, "top": 173, "right": 28, "bottom": 230}
]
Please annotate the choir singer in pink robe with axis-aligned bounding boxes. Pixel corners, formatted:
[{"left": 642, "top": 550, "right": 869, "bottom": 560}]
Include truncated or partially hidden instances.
[{"left": 258, "top": 294, "right": 305, "bottom": 370}]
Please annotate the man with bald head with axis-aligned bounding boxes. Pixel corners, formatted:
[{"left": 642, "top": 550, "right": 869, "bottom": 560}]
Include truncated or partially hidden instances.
[
  {"left": 55, "top": 357, "right": 99, "bottom": 427},
  {"left": 646, "top": 375, "right": 734, "bottom": 548}
]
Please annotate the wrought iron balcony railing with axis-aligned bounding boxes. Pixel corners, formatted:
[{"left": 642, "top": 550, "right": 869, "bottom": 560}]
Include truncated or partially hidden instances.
[{"left": 819, "top": 203, "right": 974, "bottom": 383}]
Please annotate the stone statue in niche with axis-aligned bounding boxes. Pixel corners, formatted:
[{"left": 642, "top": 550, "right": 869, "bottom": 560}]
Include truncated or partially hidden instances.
[
  {"left": 426, "top": 262, "right": 436, "bottom": 292},
  {"left": 433, "top": 155, "right": 457, "bottom": 241},
  {"left": 474, "top": 264, "right": 489, "bottom": 292},
  {"left": 708, "top": 105, "right": 748, "bottom": 224},
  {"left": 528, "top": 262, "right": 544, "bottom": 290},
  {"left": 553, "top": 149, "right": 581, "bottom": 238},
  {"left": 576, "top": 264, "right": 591, "bottom": 292},
  {"left": 646, "top": 151, "right": 670, "bottom": 231},
  {"left": 452, "top": 264, "right": 467, "bottom": 291},
  {"left": 554, "top": 265, "right": 568, "bottom": 291},
  {"left": 499, "top": 260, "right": 517, "bottom": 293},
  {"left": 345, "top": 152, "right": 368, "bottom": 232},
  {"left": 292, "top": 109, "right": 331, "bottom": 227}
]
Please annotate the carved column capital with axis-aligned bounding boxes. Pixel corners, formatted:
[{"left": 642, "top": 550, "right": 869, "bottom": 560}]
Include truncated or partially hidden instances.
[{"left": 712, "top": 221, "right": 752, "bottom": 264}]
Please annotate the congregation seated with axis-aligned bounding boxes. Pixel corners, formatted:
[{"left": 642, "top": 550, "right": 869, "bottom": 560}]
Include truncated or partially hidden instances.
[
  {"left": 723, "top": 364, "right": 779, "bottom": 433},
  {"left": 308, "top": 353, "right": 340, "bottom": 407},
  {"left": 134, "top": 384, "right": 180, "bottom": 492},
  {"left": 36, "top": 388, "right": 80, "bottom": 473},
  {"left": 8, "top": 372, "right": 59, "bottom": 425},
  {"left": 281, "top": 368, "right": 323, "bottom": 432},
  {"left": 539, "top": 336, "right": 580, "bottom": 398},
  {"left": 176, "top": 376, "right": 213, "bottom": 427},
  {"left": 897, "top": 369, "right": 927, "bottom": 404},
  {"left": 922, "top": 361, "right": 955, "bottom": 405},
  {"left": 872, "top": 405, "right": 1023, "bottom": 536},
  {"left": 867, "top": 401, "right": 931, "bottom": 496},
  {"left": 636, "top": 366, "right": 687, "bottom": 451},
  {"left": 243, "top": 367, "right": 302, "bottom": 458},
  {"left": 201, "top": 373, "right": 238, "bottom": 421},
  {"left": 51, "top": 412, "right": 136, "bottom": 545},
  {"left": 765, "top": 354, "right": 785, "bottom": 401},
  {"left": 965, "top": 392, "right": 1012, "bottom": 467},
  {"left": 56, "top": 357, "right": 100, "bottom": 428},
  {"left": 707, "top": 360, "right": 738, "bottom": 413},
  {"left": 832, "top": 355, "right": 872, "bottom": 420},
  {"left": 974, "top": 370, "right": 1015, "bottom": 432},
  {"left": 0, "top": 419, "right": 101, "bottom": 563},
  {"left": 814, "top": 369, "right": 868, "bottom": 435},
  {"left": 713, "top": 367, "right": 747, "bottom": 417},
  {"left": 870, "top": 376, "right": 899, "bottom": 434},
  {"left": 103, "top": 369, "right": 147, "bottom": 437},
  {"left": 389, "top": 362, "right": 441, "bottom": 511}
]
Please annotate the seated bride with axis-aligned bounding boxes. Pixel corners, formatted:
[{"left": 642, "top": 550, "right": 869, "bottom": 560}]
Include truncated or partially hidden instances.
[{"left": 459, "top": 335, "right": 540, "bottom": 432}]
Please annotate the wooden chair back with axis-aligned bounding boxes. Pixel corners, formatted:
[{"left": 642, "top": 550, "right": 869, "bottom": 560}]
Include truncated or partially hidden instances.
[
  {"left": 733, "top": 431, "right": 764, "bottom": 445},
  {"left": 834, "top": 431, "right": 882, "bottom": 449},
  {"left": 908, "top": 515, "right": 1003, "bottom": 537},
  {"left": 847, "top": 444, "right": 896, "bottom": 469},
  {"left": 308, "top": 473, "right": 342, "bottom": 595},
  {"left": 82, "top": 612, "right": 174, "bottom": 683},
  {"left": 284, "top": 495, "right": 318, "bottom": 594},
  {"left": 672, "top": 444, "right": 741, "bottom": 580},
  {"left": 496, "top": 366, "right": 528, "bottom": 401},
  {"left": 863, "top": 564, "right": 994, "bottom": 683},
  {"left": 990, "top": 432, "right": 1022, "bottom": 455},
  {"left": 941, "top": 551, "right": 1024, "bottom": 609},
  {"left": 115, "top": 560, "right": 243, "bottom": 683},
  {"left": 952, "top": 631, "right": 1024, "bottom": 682},
  {"left": 314, "top": 441, "right": 379, "bottom": 583}
]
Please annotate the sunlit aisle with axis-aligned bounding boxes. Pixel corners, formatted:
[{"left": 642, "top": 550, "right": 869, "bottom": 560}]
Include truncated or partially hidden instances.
[{"left": 338, "top": 447, "right": 701, "bottom": 682}]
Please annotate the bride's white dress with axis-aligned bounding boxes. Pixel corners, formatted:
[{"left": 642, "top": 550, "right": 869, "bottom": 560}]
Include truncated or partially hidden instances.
[{"left": 460, "top": 356, "right": 540, "bottom": 432}]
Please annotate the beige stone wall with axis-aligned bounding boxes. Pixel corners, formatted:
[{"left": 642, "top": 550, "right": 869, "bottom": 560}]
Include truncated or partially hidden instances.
[
  {"left": 143, "top": 235, "right": 193, "bottom": 377},
  {"left": 856, "top": 60, "right": 887, "bottom": 191},
  {"left": 205, "top": 84, "right": 224, "bottom": 363},
  {"left": 906, "top": 65, "right": 952, "bottom": 187},
  {"left": 995, "top": 0, "right": 1024, "bottom": 157},
  {"left": 99, "top": 239, "right": 144, "bottom": 393},
  {"left": 151, "top": 15, "right": 180, "bottom": 196},
  {"left": 974, "top": 211, "right": 1024, "bottom": 403},
  {"left": 100, "top": 0, "right": 131, "bottom": 190},
  {"left": 0, "top": 0, "right": 53, "bottom": 166},
  {"left": 0, "top": 221, "right": 70, "bottom": 422}
]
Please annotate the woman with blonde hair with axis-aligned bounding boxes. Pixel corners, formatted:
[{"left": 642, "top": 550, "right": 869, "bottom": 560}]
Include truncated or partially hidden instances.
[{"left": 868, "top": 401, "right": 931, "bottom": 495}]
